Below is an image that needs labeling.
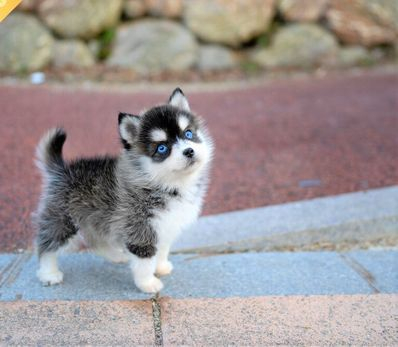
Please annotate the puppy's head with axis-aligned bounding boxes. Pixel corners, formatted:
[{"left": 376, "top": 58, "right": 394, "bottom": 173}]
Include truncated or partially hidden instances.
[{"left": 119, "top": 88, "right": 213, "bottom": 188}]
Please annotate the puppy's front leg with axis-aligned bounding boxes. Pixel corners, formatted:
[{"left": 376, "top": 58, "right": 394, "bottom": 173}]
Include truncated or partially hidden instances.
[
  {"left": 156, "top": 242, "right": 173, "bottom": 276},
  {"left": 128, "top": 244, "right": 163, "bottom": 293}
]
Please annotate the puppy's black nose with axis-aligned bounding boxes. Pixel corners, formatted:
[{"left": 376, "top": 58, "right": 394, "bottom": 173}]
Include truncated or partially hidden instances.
[{"left": 183, "top": 148, "right": 194, "bottom": 158}]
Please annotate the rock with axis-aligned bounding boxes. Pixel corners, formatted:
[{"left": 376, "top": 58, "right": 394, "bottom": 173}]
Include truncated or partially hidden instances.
[
  {"left": 107, "top": 19, "right": 198, "bottom": 73},
  {"left": 17, "top": 0, "right": 38, "bottom": 11},
  {"left": 88, "top": 40, "right": 101, "bottom": 58},
  {"left": 52, "top": 40, "right": 95, "bottom": 68},
  {"left": 360, "top": 0, "right": 398, "bottom": 33},
  {"left": 123, "top": 0, "right": 146, "bottom": 18},
  {"left": 369, "top": 47, "right": 388, "bottom": 62},
  {"left": 278, "top": 0, "right": 328, "bottom": 22},
  {"left": 123, "top": 0, "right": 182, "bottom": 18},
  {"left": 251, "top": 23, "right": 338, "bottom": 68},
  {"left": 197, "top": 45, "right": 238, "bottom": 71},
  {"left": 145, "top": 0, "right": 183, "bottom": 18},
  {"left": 394, "top": 43, "right": 398, "bottom": 63},
  {"left": 0, "top": 13, "right": 54, "bottom": 73},
  {"left": 184, "top": 0, "right": 275, "bottom": 47},
  {"left": 337, "top": 46, "right": 372, "bottom": 67},
  {"left": 326, "top": 0, "right": 396, "bottom": 47},
  {"left": 38, "top": 0, "right": 123, "bottom": 39}
]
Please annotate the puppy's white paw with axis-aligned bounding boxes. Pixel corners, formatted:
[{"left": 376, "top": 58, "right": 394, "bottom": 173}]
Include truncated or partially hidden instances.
[
  {"left": 135, "top": 276, "right": 163, "bottom": 293},
  {"left": 37, "top": 269, "right": 64, "bottom": 286},
  {"left": 156, "top": 260, "right": 173, "bottom": 276}
]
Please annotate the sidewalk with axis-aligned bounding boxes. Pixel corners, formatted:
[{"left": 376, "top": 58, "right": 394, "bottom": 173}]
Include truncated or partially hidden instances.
[
  {"left": 1, "top": 250, "right": 398, "bottom": 301},
  {"left": 0, "top": 250, "right": 397, "bottom": 345},
  {"left": 1, "top": 187, "right": 397, "bottom": 345}
]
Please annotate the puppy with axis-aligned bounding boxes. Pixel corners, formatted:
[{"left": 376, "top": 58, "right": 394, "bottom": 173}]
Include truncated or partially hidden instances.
[{"left": 32, "top": 88, "right": 213, "bottom": 293}]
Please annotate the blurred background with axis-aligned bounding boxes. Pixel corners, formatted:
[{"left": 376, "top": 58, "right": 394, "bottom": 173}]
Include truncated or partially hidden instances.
[{"left": 0, "top": 0, "right": 397, "bottom": 82}]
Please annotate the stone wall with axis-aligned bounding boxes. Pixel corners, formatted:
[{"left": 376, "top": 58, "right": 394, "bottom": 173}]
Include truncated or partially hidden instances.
[{"left": 0, "top": 0, "right": 397, "bottom": 74}]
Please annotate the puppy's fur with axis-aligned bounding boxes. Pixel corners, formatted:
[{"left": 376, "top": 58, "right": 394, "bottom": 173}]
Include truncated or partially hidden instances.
[{"left": 32, "top": 88, "right": 213, "bottom": 293}]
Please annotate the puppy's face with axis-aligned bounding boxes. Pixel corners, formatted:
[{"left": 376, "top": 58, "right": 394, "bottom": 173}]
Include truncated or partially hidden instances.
[{"left": 119, "top": 89, "right": 213, "bottom": 187}]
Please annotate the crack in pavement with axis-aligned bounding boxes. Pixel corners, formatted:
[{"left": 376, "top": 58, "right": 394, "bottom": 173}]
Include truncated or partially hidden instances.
[
  {"left": 339, "top": 253, "right": 380, "bottom": 294},
  {"left": 152, "top": 293, "right": 163, "bottom": 346}
]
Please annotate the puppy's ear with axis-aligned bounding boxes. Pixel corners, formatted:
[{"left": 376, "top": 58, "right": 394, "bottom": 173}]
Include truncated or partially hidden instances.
[
  {"left": 168, "top": 87, "right": 190, "bottom": 112},
  {"left": 118, "top": 112, "right": 140, "bottom": 150}
]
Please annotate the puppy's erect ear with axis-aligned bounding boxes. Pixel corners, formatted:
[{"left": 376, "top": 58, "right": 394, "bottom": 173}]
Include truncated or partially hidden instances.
[
  {"left": 118, "top": 112, "right": 140, "bottom": 150},
  {"left": 168, "top": 87, "right": 190, "bottom": 112}
]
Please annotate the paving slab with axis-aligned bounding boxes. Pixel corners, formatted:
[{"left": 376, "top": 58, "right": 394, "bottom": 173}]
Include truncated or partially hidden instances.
[
  {"left": 0, "top": 253, "right": 149, "bottom": 301},
  {"left": 1, "top": 251, "right": 397, "bottom": 301},
  {"left": 160, "top": 294, "right": 398, "bottom": 346},
  {"left": 162, "top": 253, "right": 364, "bottom": 298},
  {"left": 0, "top": 301, "right": 154, "bottom": 346},
  {"left": 161, "top": 252, "right": 386, "bottom": 298},
  {"left": 347, "top": 251, "right": 398, "bottom": 293},
  {"left": 173, "top": 186, "right": 398, "bottom": 253}
]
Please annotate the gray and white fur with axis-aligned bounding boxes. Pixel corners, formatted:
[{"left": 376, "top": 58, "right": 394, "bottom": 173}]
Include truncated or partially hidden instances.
[{"left": 32, "top": 88, "right": 214, "bottom": 293}]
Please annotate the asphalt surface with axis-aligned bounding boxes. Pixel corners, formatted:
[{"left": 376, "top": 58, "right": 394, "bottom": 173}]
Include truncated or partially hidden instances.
[{"left": 0, "top": 71, "right": 397, "bottom": 251}]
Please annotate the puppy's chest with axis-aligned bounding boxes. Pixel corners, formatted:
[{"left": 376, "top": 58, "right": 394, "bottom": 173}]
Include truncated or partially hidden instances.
[{"left": 151, "top": 192, "right": 202, "bottom": 237}]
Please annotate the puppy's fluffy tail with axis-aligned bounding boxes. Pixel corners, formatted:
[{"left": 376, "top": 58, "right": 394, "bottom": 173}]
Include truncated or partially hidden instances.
[{"left": 35, "top": 127, "right": 66, "bottom": 172}]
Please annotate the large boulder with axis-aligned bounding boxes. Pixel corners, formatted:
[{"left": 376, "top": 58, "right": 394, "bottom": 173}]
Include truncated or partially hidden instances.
[
  {"left": 0, "top": 13, "right": 54, "bottom": 72},
  {"left": 123, "top": 0, "right": 147, "bottom": 18},
  {"left": 360, "top": 0, "right": 398, "bottom": 33},
  {"left": 107, "top": 19, "right": 198, "bottom": 73},
  {"left": 145, "top": 0, "right": 183, "bottom": 18},
  {"left": 197, "top": 45, "right": 238, "bottom": 71},
  {"left": 326, "top": 0, "right": 397, "bottom": 47},
  {"left": 52, "top": 40, "right": 96, "bottom": 68},
  {"left": 123, "top": 0, "right": 183, "bottom": 18},
  {"left": 251, "top": 23, "right": 339, "bottom": 68},
  {"left": 184, "top": 0, "right": 275, "bottom": 47},
  {"left": 38, "top": 0, "right": 123, "bottom": 39},
  {"left": 336, "top": 46, "right": 372, "bottom": 67},
  {"left": 278, "top": 0, "right": 328, "bottom": 22},
  {"left": 17, "top": 0, "right": 39, "bottom": 11}
]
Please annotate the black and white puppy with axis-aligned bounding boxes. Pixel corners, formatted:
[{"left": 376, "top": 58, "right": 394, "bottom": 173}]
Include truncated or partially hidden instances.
[{"left": 33, "top": 88, "right": 214, "bottom": 293}]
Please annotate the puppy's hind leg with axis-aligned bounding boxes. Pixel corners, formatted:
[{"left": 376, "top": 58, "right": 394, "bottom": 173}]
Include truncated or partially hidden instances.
[
  {"left": 35, "top": 212, "right": 78, "bottom": 286},
  {"left": 37, "top": 252, "right": 64, "bottom": 286}
]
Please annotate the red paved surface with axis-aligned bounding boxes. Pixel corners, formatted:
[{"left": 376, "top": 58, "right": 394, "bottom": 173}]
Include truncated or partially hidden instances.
[{"left": 0, "top": 71, "right": 397, "bottom": 251}]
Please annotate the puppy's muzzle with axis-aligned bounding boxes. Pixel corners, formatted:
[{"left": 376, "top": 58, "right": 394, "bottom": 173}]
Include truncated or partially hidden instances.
[{"left": 183, "top": 148, "right": 194, "bottom": 158}]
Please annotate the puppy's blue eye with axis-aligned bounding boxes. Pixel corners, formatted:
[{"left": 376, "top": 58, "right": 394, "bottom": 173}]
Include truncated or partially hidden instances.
[
  {"left": 157, "top": 144, "right": 168, "bottom": 154},
  {"left": 185, "top": 130, "right": 193, "bottom": 139}
]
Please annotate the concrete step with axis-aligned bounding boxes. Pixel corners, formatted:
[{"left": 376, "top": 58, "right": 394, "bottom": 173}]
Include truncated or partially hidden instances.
[
  {"left": 1, "top": 250, "right": 397, "bottom": 301},
  {"left": 174, "top": 185, "right": 398, "bottom": 253}
]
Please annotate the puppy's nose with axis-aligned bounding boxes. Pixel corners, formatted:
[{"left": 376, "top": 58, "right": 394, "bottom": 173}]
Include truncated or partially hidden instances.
[{"left": 183, "top": 148, "right": 194, "bottom": 158}]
